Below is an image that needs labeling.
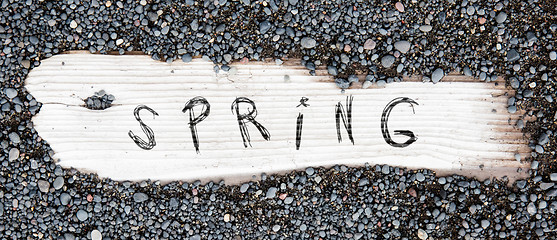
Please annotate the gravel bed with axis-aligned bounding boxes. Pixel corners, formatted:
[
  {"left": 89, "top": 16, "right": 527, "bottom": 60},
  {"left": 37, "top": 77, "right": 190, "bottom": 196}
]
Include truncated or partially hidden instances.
[{"left": 1, "top": 0, "right": 556, "bottom": 239}]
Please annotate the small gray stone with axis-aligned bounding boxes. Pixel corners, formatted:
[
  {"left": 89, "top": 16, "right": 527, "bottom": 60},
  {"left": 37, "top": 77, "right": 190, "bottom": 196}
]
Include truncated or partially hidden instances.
[
  {"left": 535, "top": 145, "right": 544, "bottom": 154},
  {"left": 300, "top": 37, "right": 316, "bottom": 49},
  {"left": 466, "top": 6, "right": 475, "bottom": 15},
  {"left": 327, "top": 66, "right": 338, "bottom": 76},
  {"left": 394, "top": 41, "right": 411, "bottom": 53},
  {"left": 527, "top": 202, "right": 537, "bottom": 215},
  {"left": 133, "top": 192, "right": 148, "bottom": 203},
  {"left": 507, "top": 105, "right": 517, "bottom": 113},
  {"left": 510, "top": 77, "right": 520, "bottom": 89},
  {"left": 38, "top": 180, "right": 50, "bottom": 193},
  {"left": 348, "top": 75, "right": 359, "bottom": 83},
  {"left": 539, "top": 133, "right": 549, "bottom": 145},
  {"left": 358, "top": 178, "right": 369, "bottom": 186},
  {"left": 306, "top": 167, "right": 315, "bottom": 176},
  {"left": 381, "top": 55, "right": 395, "bottom": 68},
  {"left": 526, "top": 32, "right": 537, "bottom": 42},
  {"left": 8, "top": 148, "right": 19, "bottom": 161},
  {"left": 540, "top": 182, "right": 554, "bottom": 190},
  {"left": 481, "top": 220, "right": 490, "bottom": 229},
  {"left": 266, "top": 187, "right": 278, "bottom": 198},
  {"left": 60, "top": 193, "right": 71, "bottom": 205},
  {"left": 463, "top": 67, "right": 472, "bottom": 76},
  {"left": 53, "top": 177, "right": 64, "bottom": 190},
  {"left": 161, "top": 26, "right": 169, "bottom": 35},
  {"left": 363, "top": 39, "right": 376, "bottom": 50},
  {"left": 507, "top": 49, "right": 520, "bottom": 62},
  {"left": 335, "top": 78, "right": 351, "bottom": 89},
  {"left": 259, "top": 20, "right": 271, "bottom": 34},
  {"left": 496, "top": 12, "right": 507, "bottom": 23},
  {"left": 76, "top": 209, "right": 88, "bottom": 221},
  {"left": 182, "top": 54, "right": 192, "bottom": 63},
  {"left": 419, "top": 25, "right": 432, "bottom": 32},
  {"left": 4, "top": 88, "right": 17, "bottom": 99},
  {"left": 240, "top": 183, "right": 249, "bottom": 193},
  {"left": 550, "top": 51, "right": 557, "bottom": 60},
  {"left": 431, "top": 68, "right": 444, "bottom": 83},
  {"left": 284, "top": 197, "right": 294, "bottom": 204},
  {"left": 272, "top": 225, "right": 281, "bottom": 232},
  {"left": 362, "top": 80, "right": 373, "bottom": 89},
  {"left": 550, "top": 173, "right": 557, "bottom": 181},
  {"left": 416, "top": 173, "right": 425, "bottom": 182}
]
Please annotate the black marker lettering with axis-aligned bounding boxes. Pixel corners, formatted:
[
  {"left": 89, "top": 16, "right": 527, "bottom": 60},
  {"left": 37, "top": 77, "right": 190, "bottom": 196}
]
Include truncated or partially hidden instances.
[
  {"left": 128, "top": 105, "right": 158, "bottom": 150},
  {"left": 296, "top": 97, "right": 309, "bottom": 150},
  {"left": 335, "top": 95, "right": 354, "bottom": 144},
  {"left": 182, "top": 96, "right": 210, "bottom": 153},
  {"left": 296, "top": 113, "right": 303, "bottom": 150},
  {"left": 231, "top": 97, "right": 271, "bottom": 148},
  {"left": 381, "top": 97, "right": 419, "bottom": 148}
]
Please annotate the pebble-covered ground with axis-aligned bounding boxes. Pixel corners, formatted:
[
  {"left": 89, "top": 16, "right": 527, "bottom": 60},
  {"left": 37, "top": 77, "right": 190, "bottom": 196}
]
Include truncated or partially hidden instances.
[{"left": 1, "top": 0, "right": 556, "bottom": 239}]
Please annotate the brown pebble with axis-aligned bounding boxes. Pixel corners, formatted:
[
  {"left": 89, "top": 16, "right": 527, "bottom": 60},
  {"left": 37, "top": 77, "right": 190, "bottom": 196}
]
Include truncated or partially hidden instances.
[
  {"left": 344, "top": 44, "right": 351, "bottom": 52},
  {"left": 408, "top": 188, "right": 417, "bottom": 198}
]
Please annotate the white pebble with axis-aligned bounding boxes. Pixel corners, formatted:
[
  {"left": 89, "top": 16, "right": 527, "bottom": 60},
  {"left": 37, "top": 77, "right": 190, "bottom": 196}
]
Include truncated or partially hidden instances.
[
  {"left": 91, "top": 230, "right": 102, "bottom": 240},
  {"left": 8, "top": 148, "right": 19, "bottom": 161},
  {"left": 550, "top": 51, "right": 557, "bottom": 60},
  {"left": 70, "top": 20, "right": 78, "bottom": 29}
]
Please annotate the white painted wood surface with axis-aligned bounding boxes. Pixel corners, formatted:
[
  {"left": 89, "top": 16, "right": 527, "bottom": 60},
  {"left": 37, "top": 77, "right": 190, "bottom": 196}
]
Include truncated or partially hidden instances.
[{"left": 25, "top": 53, "right": 530, "bottom": 183}]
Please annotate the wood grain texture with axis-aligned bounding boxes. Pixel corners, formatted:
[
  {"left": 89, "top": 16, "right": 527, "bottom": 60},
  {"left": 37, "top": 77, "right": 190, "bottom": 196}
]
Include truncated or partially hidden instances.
[{"left": 25, "top": 53, "right": 530, "bottom": 183}]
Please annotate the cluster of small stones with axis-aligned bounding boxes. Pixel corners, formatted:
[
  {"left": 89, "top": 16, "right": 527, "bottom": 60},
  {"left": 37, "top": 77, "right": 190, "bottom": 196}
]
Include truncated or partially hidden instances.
[
  {"left": 0, "top": 0, "right": 556, "bottom": 239},
  {"left": 83, "top": 90, "right": 115, "bottom": 110}
]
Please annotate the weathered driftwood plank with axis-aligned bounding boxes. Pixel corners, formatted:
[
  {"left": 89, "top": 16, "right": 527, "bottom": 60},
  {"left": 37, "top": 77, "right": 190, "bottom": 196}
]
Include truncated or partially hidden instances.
[{"left": 25, "top": 53, "right": 530, "bottom": 183}]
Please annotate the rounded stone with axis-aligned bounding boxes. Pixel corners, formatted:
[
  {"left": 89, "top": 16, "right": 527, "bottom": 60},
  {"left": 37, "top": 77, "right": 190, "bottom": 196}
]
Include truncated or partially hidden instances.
[
  {"left": 259, "top": 20, "right": 271, "bottom": 34},
  {"left": 496, "top": 12, "right": 507, "bottom": 23},
  {"left": 76, "top": 210, "right": 88, "bottom": 221},
  {"left": 431, "top": 68, "right": 444, "bottom": 83},
  {"left": 60, "top": 193, "right": 71, "bottom": 205},
  {"left": 4, "top": 88, "right": 17, "bottom": 99},
  {"left": 394, "top": 41, "right": 411, "bottom": 54},
  {"left": 416, "top": 173, "right": 425, "bottom": 182},
  {"left": 419, "top": 25, "right": 432, "bottom": 32},
  {"left": 91, "top": 230, "right": 102, "bottom": 240},
  {"left": 507, "top": 49, "right": 520, "bottom": 62},
  {"left": 417, "top": 229, "right": 428, "bottom": 240},
  {"left": 395, "top": 2, "right": 404, "bottom": 12},
  {"left": 8, "top": 148, "right": 19, "bottom": 161},
  {"left": 133, "top": 193, "right": 149, "bottom": 203},
  {"left": 240, "top": 183, "right": 249, "bottom": 193},
  {"left": 300, "top": 37, "right": 316, "bottom": 49},
  {"left": 363, "top": 39, "right": 376, "bottom": 50},
  {"left": 53, "top": 177, "right": 65, "bottom": 190},
  {"left": 38, "top": 180, "right": 50, "bottom": 193},
  {"left": 70, "top": 20, "right": 78, "bottom": 29},
  {"left": 381, "top": 55, "right": 395, "bottom": 68}
]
